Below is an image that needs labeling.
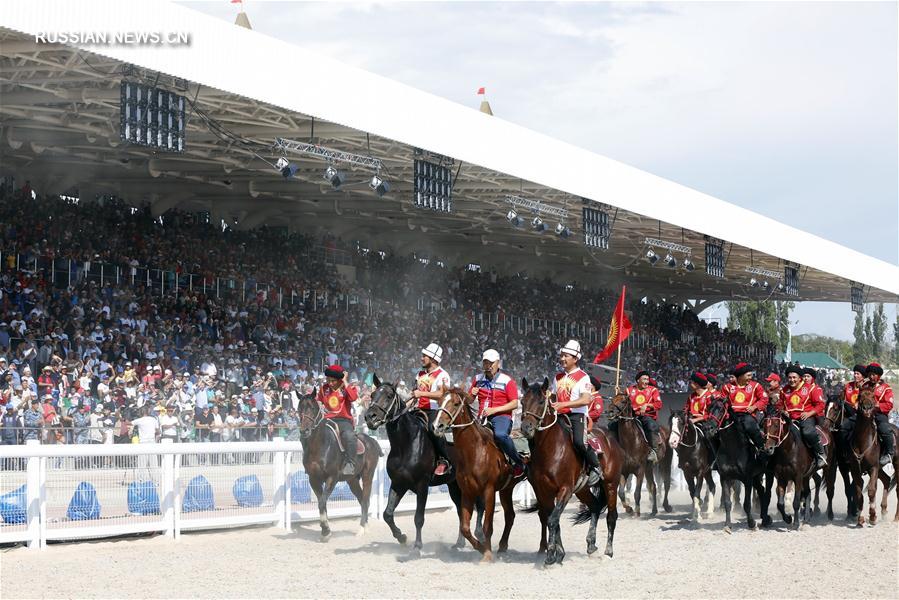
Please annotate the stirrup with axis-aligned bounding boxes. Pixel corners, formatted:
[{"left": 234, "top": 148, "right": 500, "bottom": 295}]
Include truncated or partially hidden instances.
[
  {"left": 587, "top": 468, "right": 603, "bottom": 486},
  {"left": 815, "top": 454, "right": 827, "bottom": 468},
  {"left": 647, "top": 449, "right": 658, "bottom": 463},
  {"left": 879, "top": 454, "right": 891, "bottom": 467}
]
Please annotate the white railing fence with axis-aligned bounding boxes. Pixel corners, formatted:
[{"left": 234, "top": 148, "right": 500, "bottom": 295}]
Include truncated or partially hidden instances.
[{"left": 0, "top": 439, "right": 460, "bottom": 549}]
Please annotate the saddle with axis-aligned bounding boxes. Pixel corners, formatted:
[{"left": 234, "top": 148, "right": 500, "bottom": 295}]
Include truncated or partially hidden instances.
[{"left": 323, "top": 421, "right": 366, "bottom": 455}]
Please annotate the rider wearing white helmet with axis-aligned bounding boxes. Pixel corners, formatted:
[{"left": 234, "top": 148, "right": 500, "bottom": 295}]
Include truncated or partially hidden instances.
[
  {"left": 413, "top": 343, "right": 452, "bottom": 476},
  {"left": 552, "top": 340, "right": 603, "bottom": 485}
]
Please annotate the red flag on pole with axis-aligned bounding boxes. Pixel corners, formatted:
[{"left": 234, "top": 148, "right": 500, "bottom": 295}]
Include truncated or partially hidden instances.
[
  {"left": 592, "top": 286, "right": 633, "bottom": 364},
  {"left": 231, "top": 0, "right": 243, "bottom": 4},
  {"left": 477, "top": 87, "right": 485, "bottom": 95}
]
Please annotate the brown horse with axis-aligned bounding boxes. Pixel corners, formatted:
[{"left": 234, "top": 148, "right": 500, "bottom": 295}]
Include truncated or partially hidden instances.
[
  {"left": 760, "top": 414, "right": 831, "bottom": 528},
  {"left": 606, "top": 393, "right": 668, "bottom": 517},
  {"left": 432, "top": 387, "right": 521, "bottom": 562},
  {"left": 823, "top": 400, "right": 859, "bottom": 519},
  {"left": 519, "top": 378, "right": 620, "bottom": 564},
  {"left": 849, "top": 388, "right": 883, "bottom": 526},
  {"left": 296, "top": 393, "right": 382, "bottom": 539}
]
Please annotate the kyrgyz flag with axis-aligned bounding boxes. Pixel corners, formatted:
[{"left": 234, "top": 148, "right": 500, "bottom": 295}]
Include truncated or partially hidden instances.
[{"left": 592, "top": 286, "right": 633, "bottom": 364}]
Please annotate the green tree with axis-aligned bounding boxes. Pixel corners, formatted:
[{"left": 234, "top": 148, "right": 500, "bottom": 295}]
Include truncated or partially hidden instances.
[
  {"left": 727, "top": 300, "right": 779, "bottom": 346},
  {"left": 792, "top": 334, "right": 852, "bottom": 366},
  {"left": 852, "top": 311, "right": 869, "bottom": 364},
  {"left": 775, "top": 301, "right": 795, "bottom": 353},
  {"left": 871, "top": 303, "right": 887, "bottom": 361}
]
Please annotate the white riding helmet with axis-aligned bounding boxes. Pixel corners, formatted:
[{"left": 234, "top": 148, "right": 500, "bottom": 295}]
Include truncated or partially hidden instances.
[
  {"left": 422, "top": 343, "right": 443, "bottom": 363},
  {"left": 482, "top": 349, "right": 500, "bottom": 363},
  {"left": 560, "top": 339, "right": 582, "bottom": 360}
]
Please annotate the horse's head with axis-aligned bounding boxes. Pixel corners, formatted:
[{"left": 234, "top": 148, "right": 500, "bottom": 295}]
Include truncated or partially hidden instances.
[
  {"left": 668, "top": 409, "right": 685, "bottom": 448},
  {"left": 824, "top": 400, "right": 843, "bottom": 429},
  {"left": 857, "top": 387, "right": 877, "bottom": 418},
  {"left": 296, "top": 392, "right": 322, "bottom": 439},
  {"left": 365, "top": 374, "right": 404, "bottom": 430},
  {"left": 762, "top": 413, "right": 786, "bottom": 452},
  {"left": 606, "top": 392, "right": 632, "bottom": 421},
  {"left": 433, "top": 386, "right": 472, "bottom": 436},
  {"left": 707, "top": 397, "right": 727, "bottom": 424},
  {"left": 519, "top": 377, "right": 551, "bottom": 440}
]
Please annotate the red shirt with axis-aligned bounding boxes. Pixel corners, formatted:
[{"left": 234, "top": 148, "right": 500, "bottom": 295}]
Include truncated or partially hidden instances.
[
  {"left": 872, "top": 382, "right": 894, "bottom": 414},
  {"left": 777, "top": 383, "right": 823, "bottom": 418},
  {"left": 470, "top": 372, "right": 518, "bottom": 418},
  {"left": 316, "top": 383, "right": 357, "bottom": 420},
  {"left": 588, "top": 391, "right": 604, "bottom": 421},
  {"left": 721, "top": 381, "right": 768, "bottom": 414},
  {"left": 554, "top": 369, "right": 591, "bottom": 415},
  {"left": 626, "top": 384, "right": 662, "bottom": 419},
  {"left": 686, "top": 389, "right": 712, "bottom": 420},
  {"left": 807, "top": 383, "right": 826, "bottom": 417},
  {"left": 843, "top": 381, "right": 861, "bottom": 408}
]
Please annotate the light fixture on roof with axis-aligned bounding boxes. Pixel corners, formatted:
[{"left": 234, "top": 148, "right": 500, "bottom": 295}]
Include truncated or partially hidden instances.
[
  {"left": 646, "top": 249, "right": 659, "bottom": 266},
  {"left": 683, "top": 258, "right": 695, "bottom": 272},
  {"left": 749, "top": 277, "right": 759, "bottom": 288},
  {"left": 664, "top": 253, "right": 677, "bottom": 268},
  {"left": 555, "top": 223, "right": 572, "bottom": 238},
  {"left": 506, "top": 209, "right": 524, "bottom": 227},
  {"left": 275, "top": 157, "right": 298, "bottom": 179},
  {"left": 323, "top": 165, "right": 346, "bottom": 190},
  {"left": 762, "top": 280, "right": 770, "bottom": 290},
  {"left": 532, "top": 217, "right": 548, "bottom": 233},
  {"left": 369, "top": 174, "right": 390, "bottom": 197}
]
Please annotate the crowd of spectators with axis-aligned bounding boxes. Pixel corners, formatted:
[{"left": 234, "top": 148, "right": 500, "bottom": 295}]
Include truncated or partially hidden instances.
[{"left": 0, "top": 180, "right": 776, "bottom": 445}]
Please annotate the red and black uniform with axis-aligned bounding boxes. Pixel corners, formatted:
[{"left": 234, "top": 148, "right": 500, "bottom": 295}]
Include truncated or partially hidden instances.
[
  {"left": 317, "top": 365, "right": 358, "bottom": 469},
  {"left": 843, "top": 381, "right": 861, "bottom": 412},
  {"left": 777, "top": 383, "right": 826, "bottom": 458},
  {"left": 587, "top": 391, "right": 604, "bottom": 423},
  {"left": 720, "top": 378, "right": 768, "bottom": 450},
  {"left": 686, "top": 389, "right": 713, "bottom": 422},
  {"left": 869, "top": 377, "right": 895, "bottom": 459},
  {"left": 625, "top": 383, "right": 663, "bottom": 450}
]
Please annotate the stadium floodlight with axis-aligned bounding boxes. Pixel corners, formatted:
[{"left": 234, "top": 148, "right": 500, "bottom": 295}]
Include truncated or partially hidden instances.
[
  {"left": 749, "top": 277, "right": 759, "bottom": 288},
  {"left": 646, "top": 249, "right": 659, "bottom": 266},
  {"left": 532, "top": 217, "right": 548, "bottom": 233},
  {"left": 275, "top": 157, "right": 298, "bottom": 179},
  {"left": 683, "top": 258, "right": 695, "bottom": 272},
  {"left": 323, "top": 165, "right": 346, "bottom": 189},
  {"left": 777, "top": 282, "right": 785, "bottom": 292},
  {"left": 555, "top": 223, "right": 572, "bottom": 238},
  {"left": 762, "top": 280, "right": 770, "bottom": 290},
  {"left": 506, "top": 209, "right": 524, "bottom": 227},
  {"left": 664, "top": 253, "right": 677, "bottom": 268},
  {"left": 369, "top": 174, "right": 390, "bottom": 197}
]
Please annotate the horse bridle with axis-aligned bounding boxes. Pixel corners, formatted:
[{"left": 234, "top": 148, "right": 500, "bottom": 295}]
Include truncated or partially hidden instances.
[
  {"left": 436, "top": 389, "right": 479, "bottom": 429},
  {"left": 522, "top": 389, "right": 558, "bottom": 432},
  {"left": 671, "top": 413, "right": 699, "bottom": 448},
  {"left": 368, "top": 385, "right": 406, "bottom": 427},
  {"left": 762, "top": 415, "right": 790, "bottom": 449},
  {"left": 298, "top": 399, "right": 324, "bottom": 434}
]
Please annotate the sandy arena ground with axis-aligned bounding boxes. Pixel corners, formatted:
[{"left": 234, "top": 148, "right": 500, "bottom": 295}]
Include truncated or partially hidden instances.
[{"left": 2, "top": 487, "right": 898, "bottom": 599}]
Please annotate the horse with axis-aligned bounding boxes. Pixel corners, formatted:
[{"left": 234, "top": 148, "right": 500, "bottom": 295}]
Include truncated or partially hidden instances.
[
  {"left": 668, "top": 410, "right": 717, "bottom": 521},
  {"left": 606, "top": 393, "right": 668, "bottom": 517},
  {"left": 760, "top": 413, "right": 831, "bottom": 528},
  {"left": 432, "top": 386, "right": 521, "bottom": 562},
  {"left": 707, "top": 398, "right": 769, "bottom": 530},
  {"left": 519, "top": 378, "right": 620, "bottom": 564},
  {"left": 364, "top": 376, "right": 483, "bottom": 557},
  {"left": 847, "top": 388, "right": 899, "bottom": 526},
  {"left": 295, "top": 392, "right": 382, "bottom": 540},
  {"left": 823, "top": 399, "right": 858, "bottom": 519}
]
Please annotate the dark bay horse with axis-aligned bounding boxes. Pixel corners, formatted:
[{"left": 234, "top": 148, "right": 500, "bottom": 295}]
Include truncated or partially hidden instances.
[
  {"left": 707, "top": 398, "right": 769, "bottom": 530},
  {"left": 823, "top": 399, "right": 858, "bottom": 520},
  {"left": 760, "top": 413, "right": 831, "bottom": 528},
  {"left": 433, "top": 387, "right": 522, "bottom": 562},
  {"left": 668, "top": 410, "right": 717, "bottom": 521},
  {"left": 849, "top": 388, "right": 887, "bottom": 526},
  {"left": 365, "top": 376, "right": 483, "bottom": 557},
  {"left": 606, "top": 393, "right": 669, "bottom": 517},
  {"left": 296, "top": 393, "right": 382, "bottom": 540},
  {"left": 519, "top": 378, "right": 619, "bottom": 564}
]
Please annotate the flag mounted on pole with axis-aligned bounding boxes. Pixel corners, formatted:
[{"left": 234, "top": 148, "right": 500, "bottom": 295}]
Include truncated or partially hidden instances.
[
  {"left": 477, "top": 87, "right": 486, "bottom": 95},
  {"left": 592, "top": 286, "right": 632, "bottom": 364}
]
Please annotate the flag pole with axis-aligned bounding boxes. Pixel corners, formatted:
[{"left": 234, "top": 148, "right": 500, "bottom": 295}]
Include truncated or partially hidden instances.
[{"left": 614, "top": 285, "right": 625, "bottom": 395}]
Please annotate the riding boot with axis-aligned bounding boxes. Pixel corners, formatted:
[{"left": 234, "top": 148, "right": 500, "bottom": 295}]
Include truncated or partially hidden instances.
[
  {"left": 342, "top": 450, "right": 356, "bottom": 475},
  {"left": 813, "top": 440, "right": 827, "bottom": 469},
  {"left": 879, "top": 433, "right": 895, "bottom": 467}
]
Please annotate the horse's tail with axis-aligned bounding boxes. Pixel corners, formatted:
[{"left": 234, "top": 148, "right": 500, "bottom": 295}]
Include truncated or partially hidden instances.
[
  {"left": 571, "top": 484, "right": 608, "bottom": 525},
  {"left": 890, "top": 473, "right": 897, "bottom": 492}
]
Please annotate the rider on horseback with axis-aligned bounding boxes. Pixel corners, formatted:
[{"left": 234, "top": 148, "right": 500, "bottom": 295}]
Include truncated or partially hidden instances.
[
  {"left": 863, "top": 363, "right": 895, "bottom": 466},
  {"left": 316, "top": 364, "right": 358, "bottom": 475},
  {"left": 837, "top": 364, "right": 866, "bottom": 447},
  {"left": 469, "top": 349, "right": 525, "bottom": 477},
  {"left": 685, "top": 372, "right": 717, "bottom": 453},
  {"left": 551, "top": 339, "right": 603, "bottom": 485},
  {"left": 721, "top": 362, "right": 769, "bottom": 455},
  {"left": 411, "top": 343, "right": 453, "bottom": 476},
  {"left": 625, "top": 371, "right": 663, "bottom": 462},
  {"left": 778, "top": 365, "right": 827, "bottom": 468}
]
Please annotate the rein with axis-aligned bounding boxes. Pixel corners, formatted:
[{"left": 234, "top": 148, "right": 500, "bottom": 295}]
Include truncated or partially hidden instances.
[
  {"left": 436, "top": 392, "right": 478, "bottom": 429},
  {"left": 298, "top": 400, "right": 325, "bottom": 433},
  {"left": 763, "top": 416, "right": 791, "bottom": 449},
  {"left": 370, "top": 386, "right": 407, "bottom": 427},
  {"left": 523, "top": 392, "right": 558, "bottom": 432},
  {"left": 672, "top": 415, "right": 700, "bottom": 448},
  {"left": 850, "top": 406, "right": 878, "bottom": 464}
]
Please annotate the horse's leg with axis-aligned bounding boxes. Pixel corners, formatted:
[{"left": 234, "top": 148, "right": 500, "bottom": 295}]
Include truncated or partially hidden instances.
[
  {"left": 824, "top": 459, "right": 837, "bottom": 521},
  {"left": 867, "top": 467, "right": 879, "bottom": 526},
  {"left": 646, "top": 465, "right": 659, "bottom": 517},
  {"left": 721, "top": 479, "right": 733, "bottom": 530},
  {"left": 841, "top": 464, "right": 856, "bottom": 519},
  {"left": 791, "top": 477, "right": 803, "bottom": 529},
  {"left": 661, "top": 455, "right": 673, "bottom": 513},
  {"left": 458, "top": 493, "right": 482, "bottom": 553},
  {"left": 474, "top": 496, "right": 485, "bottom": 543},
  {"left": 776, "top": 479, "right": 790, "bottom": 525},
  {"left": 877, "top": 469, "right": 890, "bottom": 515},
  {"left": 447, "top": 481, "right": 467, "bottom": 549},
  {"left": 742, "top": 477, "right": 756, "bottom": 530},
  {"left": 853, "top": 469, "right": 866, "bottom": 526},
  {"left": 383, "top": 485, "right": 408, "bottom": 545},
  {"left": 604, "top": 479, "right": 618, "bottom": 558},
  {"left": 317, "top": 476, "right": 337, "bottom": 540},
  {"left": 497, "top": 487, "right": 515, "bottom": 554},
  {"left": 479, "top": 486, "right": 497, "bottom": 562},
  {"left": 545, "top": 494, "right": 570, "bottom": 566},
  {"left": 410, "top": 483, "right": 429, "bottom": 556},
  {"left": 345, "top": 470, "right": 369, "bottom": 535},
  {"left": 633, "top": 472, "right": 644, "bottom": 518},
  {"left": 810, "top": 471, "right": 822, "bottom": 517},
  {"left": 685, "top": 473, "right": 699, "bottom": 521},
  {"left": 537, "top": 507, "right": 549, "bottom": 554},
  {"left": 760, "top": 471, "right": 773, "bottom": 528},
  {"left": 619, "top": 475, "right": 633, "bottom": 515},
  {"left": 704, "top": 471, "right": 717, "bottom": 518}
]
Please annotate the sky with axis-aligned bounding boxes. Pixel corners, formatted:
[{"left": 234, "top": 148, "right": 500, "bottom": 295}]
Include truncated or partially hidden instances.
[{"left": 182, "top": 0, "right": 899, "bottom": 342}]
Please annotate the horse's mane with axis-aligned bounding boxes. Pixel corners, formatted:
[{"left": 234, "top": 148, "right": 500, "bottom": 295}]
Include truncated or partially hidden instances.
[{"left": 858, "top": 386, "right": 877, "bottom": 409}]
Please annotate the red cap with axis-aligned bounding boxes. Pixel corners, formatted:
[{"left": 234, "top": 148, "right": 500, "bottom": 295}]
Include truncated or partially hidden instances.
[{"left": 765, "top": 373, "right": 781, "bottom": 383}]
